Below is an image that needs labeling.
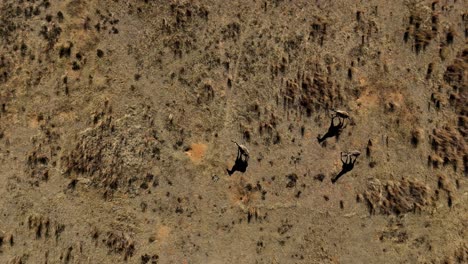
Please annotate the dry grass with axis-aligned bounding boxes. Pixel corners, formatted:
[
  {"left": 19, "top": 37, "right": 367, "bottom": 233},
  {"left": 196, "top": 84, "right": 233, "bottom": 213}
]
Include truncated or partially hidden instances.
[
  {"left": 430, "top": 126, "right": 467, "bottom": 172},
  {"left": 62, "top": 103, "right": 160, "bottom": 197},
  {"left": 362, "top": 178, "right": 434, "bottom": 215}
]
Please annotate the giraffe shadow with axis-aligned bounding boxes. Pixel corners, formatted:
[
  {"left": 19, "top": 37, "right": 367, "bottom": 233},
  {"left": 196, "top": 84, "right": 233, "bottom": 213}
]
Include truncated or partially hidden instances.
[{"left": 317, "top": 116, "right": 347, "bottom": 143}]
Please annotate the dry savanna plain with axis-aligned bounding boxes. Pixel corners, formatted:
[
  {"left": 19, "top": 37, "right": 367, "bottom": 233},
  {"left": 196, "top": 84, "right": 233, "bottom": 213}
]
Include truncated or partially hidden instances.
[{"left": 0, "top": 0, "right": 467, "bottom": 263}]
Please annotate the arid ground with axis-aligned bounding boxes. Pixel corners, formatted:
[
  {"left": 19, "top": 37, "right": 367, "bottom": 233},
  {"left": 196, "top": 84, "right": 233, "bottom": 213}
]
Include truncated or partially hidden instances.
[{"left": 0, "top": 0, "right": 467, "bottom": 263}]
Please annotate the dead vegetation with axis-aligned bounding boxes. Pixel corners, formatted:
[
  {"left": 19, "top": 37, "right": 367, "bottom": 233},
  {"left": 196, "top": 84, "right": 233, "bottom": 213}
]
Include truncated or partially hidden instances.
[
  {"left": 8, "top": 255, "right": 27, "bottom": 264},
  {"left": 162, "top": 2, "right": 208, "bottom": 58},
  {"left": 230, "top": 177, "right": 267, "bottom": 224},
  {"left": 379, "top": 217, "right": 409, "bottom": 244},
  {"left": 403, "top": 2, "right": 438, "bottom": 54},
  {"left": 90, "top": 227, "right": 136, "bottom": 261},
  {"left": 104, "top": 231, "right": 136, "bottom": 261},
  {"left": 440, "top": 243, "right": 468, "bottom": 264},
  {"left": 26, "top": 213, "right": 65, "bottom": 242},
  {"left": 444, "top": 49, "right": 468, "bottom": 136},
  {"left": 61, "top": 102, "right": 160, "bottom": 198},
  {"left": 429, "top": 126, "right": 466, "bottom": 172},
  {"left": 426, "top": 48, "right": 468, "bottom": 173},
  {"left": 309, "top": 16, "right": 328, "bottom": 46},
  {"left": 436, "top": 174, "right": 456, "bottom": 208},
  {"left": 26, "top": 114, "right": 61, "bottom": 186},
  {"left": 278, "top": 60, "right": 345, "bottom": 117},
  {"left": 361, "top": 178, "right": 434, "bottom": 215},
  {"left": 140, "top": 254, "right": 159, "bottom": 264}
]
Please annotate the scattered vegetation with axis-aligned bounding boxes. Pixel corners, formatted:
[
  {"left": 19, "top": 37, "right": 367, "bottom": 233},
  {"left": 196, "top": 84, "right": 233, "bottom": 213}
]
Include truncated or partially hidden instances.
[{"left": 362, "top": 178, "right": 434, "bottom": 215}]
